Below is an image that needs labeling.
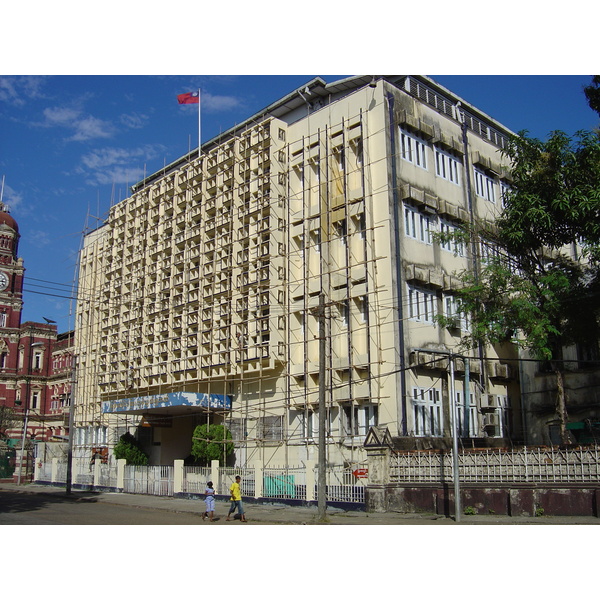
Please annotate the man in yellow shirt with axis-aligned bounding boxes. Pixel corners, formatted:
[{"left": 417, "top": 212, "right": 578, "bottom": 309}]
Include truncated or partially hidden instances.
[{"left": 226, "top": 475, "right": 247, "bottom": 522}]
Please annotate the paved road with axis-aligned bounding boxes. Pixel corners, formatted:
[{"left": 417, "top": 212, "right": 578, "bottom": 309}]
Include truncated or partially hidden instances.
[
  {"left": 0, "top": 490, "right": 209, "bottom": 525},
  {"left": 1, "top": 483, "right": 599, "bottom": 525}
]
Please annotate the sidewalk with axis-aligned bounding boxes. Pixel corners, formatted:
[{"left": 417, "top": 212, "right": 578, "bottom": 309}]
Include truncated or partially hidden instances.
[{"left": 1, "top": 482, "right": 599, "bottom": 524}]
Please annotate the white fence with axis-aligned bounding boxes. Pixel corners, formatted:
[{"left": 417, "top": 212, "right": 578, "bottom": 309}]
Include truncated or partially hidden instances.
[
  {"left": 123, "top": 465, "right": 174, "bottom": 496},
  {"left": 391, "top": 445, "right": 600, "bottom": 484},
  {"left": 34, "top": 458, "right": 367, "bottom": 505}
]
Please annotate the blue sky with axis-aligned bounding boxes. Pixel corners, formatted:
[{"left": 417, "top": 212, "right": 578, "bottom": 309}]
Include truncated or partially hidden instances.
[{"left": 0, "top": 74, "right": 598, "bottom": 333}]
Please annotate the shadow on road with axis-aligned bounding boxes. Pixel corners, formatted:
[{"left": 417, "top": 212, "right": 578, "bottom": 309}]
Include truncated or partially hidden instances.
[{"left": 0, "top": 489, "right": 100, "bottom": 514}]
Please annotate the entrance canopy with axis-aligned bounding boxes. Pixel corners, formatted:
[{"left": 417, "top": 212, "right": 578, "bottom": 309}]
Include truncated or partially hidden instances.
[{"left": 101, "top": 391, "right": 232, "bottom": 416}]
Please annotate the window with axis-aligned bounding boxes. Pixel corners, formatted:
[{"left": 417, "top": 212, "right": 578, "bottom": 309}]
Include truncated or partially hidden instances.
[
  {"left": 338, "top": 300, "right": 349, "bottom": 328},
  {"left": 31, "top": 390, "right": 40, "bottom": 410},
  {"left": 226, "top": 418, "right": 247, "bottom": 442},
  {"left": 412, "top": 387, "right": 442, "bottom": 436},
  {"left": 400, "top": 129, "right": 428, "bottom": 169},
  {"left": 444, "top": 294, "right": 470, "bottom": 331},
  {"left": 435, "top": 148, "right": 461, "bottom": 185},
  {"left": 439, "top": 219, "right": 464, "bottom": 256},
  {"left": 299, "top": 410, "right": 317, "bottom": 440},
  {"left": 341, "top": 403, "right": 378, "bottom": 437},
  {"left": 455, "top": 391, "right": 478, "bottom": 437},
  {"left": 0, "top": 313, "right": 6, "bottom": 327},
  {"left": 258, "top": 415, "right": 283, "bottom": 441},
  {"left": 479, "top": 239, "right": 500, "bottom": 265},
  {"left": 500, "top": 181, "right": 511, "bottom": 208},
  {"left": 404, "top": 204, "right": 433, "bottom": 244},
  {"left": 357, "top": 295, "right": 368, "bottom": 323},
  {"left": 474, "top": 167, "right": 496, "bottom": 203},
  {"left": 408, "top": 285, "right": 437, "bottom": 324}
]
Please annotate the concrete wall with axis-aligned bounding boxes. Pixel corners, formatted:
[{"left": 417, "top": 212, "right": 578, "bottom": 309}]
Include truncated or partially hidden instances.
[{"left": 366, "top": 483, "right": 600, "bottom": 517}]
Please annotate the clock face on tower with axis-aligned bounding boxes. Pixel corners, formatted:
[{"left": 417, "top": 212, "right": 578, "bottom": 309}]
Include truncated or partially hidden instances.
[{"left": 0, "top": 271, "right": 9, "bottom": 291}]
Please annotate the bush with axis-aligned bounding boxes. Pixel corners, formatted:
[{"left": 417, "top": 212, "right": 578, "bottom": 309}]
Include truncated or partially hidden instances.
[
  {"left": 113, "top": 432, "right": 149, "bottom": 465},
  {"left": 191, "top": 423, "right": 233, "bottom": 465}
]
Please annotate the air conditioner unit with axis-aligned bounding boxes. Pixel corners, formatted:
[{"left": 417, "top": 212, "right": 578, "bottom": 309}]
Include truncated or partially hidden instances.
[
  {"left": 481, "top": 394, "right": 497, "bottom": 410},
  {"left": 482, "top": 412, "right": 500, "bottom": 437},
  {"left": 494, "top": 363, "right": 510, "bottom": 379}
]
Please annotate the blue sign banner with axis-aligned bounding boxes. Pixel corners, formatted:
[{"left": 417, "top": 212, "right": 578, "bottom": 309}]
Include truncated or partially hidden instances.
[{"left": 101, "top": 391, "right": 232, "bottom": 414}]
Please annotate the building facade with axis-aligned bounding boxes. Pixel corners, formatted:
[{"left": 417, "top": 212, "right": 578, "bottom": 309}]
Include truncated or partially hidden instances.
[
  {"left": 74, "top": 76, "right": 522, "bottom": 469},
  {"left": 0, "top": 203, "right": 75, "bottom": 479}
]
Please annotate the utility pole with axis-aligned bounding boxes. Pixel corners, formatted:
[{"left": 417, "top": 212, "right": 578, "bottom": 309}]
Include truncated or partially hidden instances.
[
  {"left": 317, "top": 292, "right": 327, "bottom": 521},
  {"left": 449, "top": 354, "right": 461, "bottom": 522},
  {"left": 65, "top": 355, "right": 77, "bottom": 495}
]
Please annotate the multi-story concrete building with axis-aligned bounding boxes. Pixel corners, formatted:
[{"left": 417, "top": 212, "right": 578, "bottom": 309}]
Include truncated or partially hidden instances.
[{"left": 74, "top": 76, "right": 522, "bottom": 468}]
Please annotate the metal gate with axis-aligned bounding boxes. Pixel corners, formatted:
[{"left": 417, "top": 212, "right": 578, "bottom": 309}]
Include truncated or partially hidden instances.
[{"left": 123, "top": 465, "right": 174, "bottom": 496}]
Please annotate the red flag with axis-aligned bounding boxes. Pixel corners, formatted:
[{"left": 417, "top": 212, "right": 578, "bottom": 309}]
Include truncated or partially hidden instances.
[{"left": 178, "top": 91, "right": 200, "bottom": 104}]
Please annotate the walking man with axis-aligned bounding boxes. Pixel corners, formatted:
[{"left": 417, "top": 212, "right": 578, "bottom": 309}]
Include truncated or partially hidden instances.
[{"left": 226, "top": 475, "right": 247, "bottom": 522}]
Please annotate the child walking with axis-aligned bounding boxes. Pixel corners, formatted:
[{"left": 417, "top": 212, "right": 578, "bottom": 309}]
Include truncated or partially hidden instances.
[{"left": 202, "top": 481, "right": 216, "bottom": 521}]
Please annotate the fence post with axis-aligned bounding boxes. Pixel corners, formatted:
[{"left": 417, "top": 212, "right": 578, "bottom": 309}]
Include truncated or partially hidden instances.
[
  {"left": 305, "top": 460, "right": 316, "bottom": 501},
  {"left": 51, "top": 458, "right": 59, "bottom": 483},
  {"left": 116, "top": 458, "right": 126, "bottom": 490},
  {"left": 210, "top": 460, "right": 219, "bottom": 493},
  {"left": 253, "top": 460, "right": 263, "bottom": 499},
  {"left": 174, "top": 459, "right": 184, "bottom": 494},
  {"left": 365, "top": 446, "right": 391, "bottom": 513}
]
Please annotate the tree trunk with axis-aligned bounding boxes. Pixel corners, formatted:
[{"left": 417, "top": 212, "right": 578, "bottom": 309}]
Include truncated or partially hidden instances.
[{"left": 552, "top": 364, "right": 570, "bottom": 444}]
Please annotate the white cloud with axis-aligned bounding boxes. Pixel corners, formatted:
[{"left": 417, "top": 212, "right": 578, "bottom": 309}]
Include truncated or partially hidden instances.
[
  {"left": 79, "top": 145, "right": 165, "bottom": 185},
  {"left": 26, "top": 230, "right": 52, "bottom": 248},
  {"left": 41, "top": 105, "right": 116, "bottom": 141},
  {"left": 120, "top": 112, "right": 149, "bottom": 129},
  {"left": 0, "top": 76, "right": 46, "bottom": 106},
  {"left": 200, "top": 92, "right": 244, "bottom": 112},
  {"left": 68, "top": 115, "right": 115, "bottom": 141},
  {"left": 1, "top": 183, "right": 24, "bottom": 212},
  {"left": 92, "top": 166, "right": 146, "bottom": 186}
]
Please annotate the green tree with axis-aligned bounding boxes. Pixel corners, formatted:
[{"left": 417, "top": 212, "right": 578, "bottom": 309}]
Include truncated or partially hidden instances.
[
  {"left": 0, "top": 405, "right": 18, "bottom": 438},
  {"left": 584, "top": 75, "right": 600, "bottom": 117},
  {"left": 191, "top": 423, "right": 233, "bottom": 465},
  {"left": 113, "top": 432, "right": 149, "bottom": 465},
  {"left": 438, "top": 128, "right": 600, "bottom": 444}
]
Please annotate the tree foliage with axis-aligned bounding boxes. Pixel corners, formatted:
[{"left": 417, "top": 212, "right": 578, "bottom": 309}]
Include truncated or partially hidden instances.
[
  {"left": 438, "top": 127, "right": 600, "bottom": 443},
  {"left": 0, "top": 405, "right": 18, "bottom": 438},
  {"left": 584, "top": 75, "right": 600, "bottom": 118},
  {"left": 191, "top": 423, "right": 233, "bottom": 465},
  {"left": 113, "top": 432, "right": 149, "bottom": 465}
]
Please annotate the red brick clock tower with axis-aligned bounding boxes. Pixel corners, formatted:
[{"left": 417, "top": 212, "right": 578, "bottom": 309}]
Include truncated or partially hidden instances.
[{"left": 0, "top": 204, "right": 24, "bottom": 403}]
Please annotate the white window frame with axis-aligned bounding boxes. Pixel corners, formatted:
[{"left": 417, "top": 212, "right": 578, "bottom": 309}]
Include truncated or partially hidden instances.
[
  {"left": 474, "top": 167, "right": 496, "bottom": 203},
  {"left": 400, "top": 129, "right": 428, "bottom": 170},
  {"left": 444, "top": 294, "right": 470, "bottom": 332},
  {"left": 455, "top": 391, "right": 478, "bottom": 437},
  {"left": 412, "top": 387, "right": 443, "bottom": 436},
  {"left": 439, "top": 219, "right": 464, "bottom": 256},
  {"left": 500, "top": 181, "right": 511, "bottom": 208},
  {"left": 408, "top": 285, "right": 438, "bottom": 324},
  {"left": 435, "top": 147, "right": 461, "bottom": 185},
  {"left": 404, "top": 204, "right": 433, "bottom": 244},
  {"left": 341, "top": 403, "right": 378, "bottom": 438}
]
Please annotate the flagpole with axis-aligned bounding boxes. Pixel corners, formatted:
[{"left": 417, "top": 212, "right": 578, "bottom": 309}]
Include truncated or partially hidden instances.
[{"left": 198, "top": 88, "right": 202, "bottom": 156}]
